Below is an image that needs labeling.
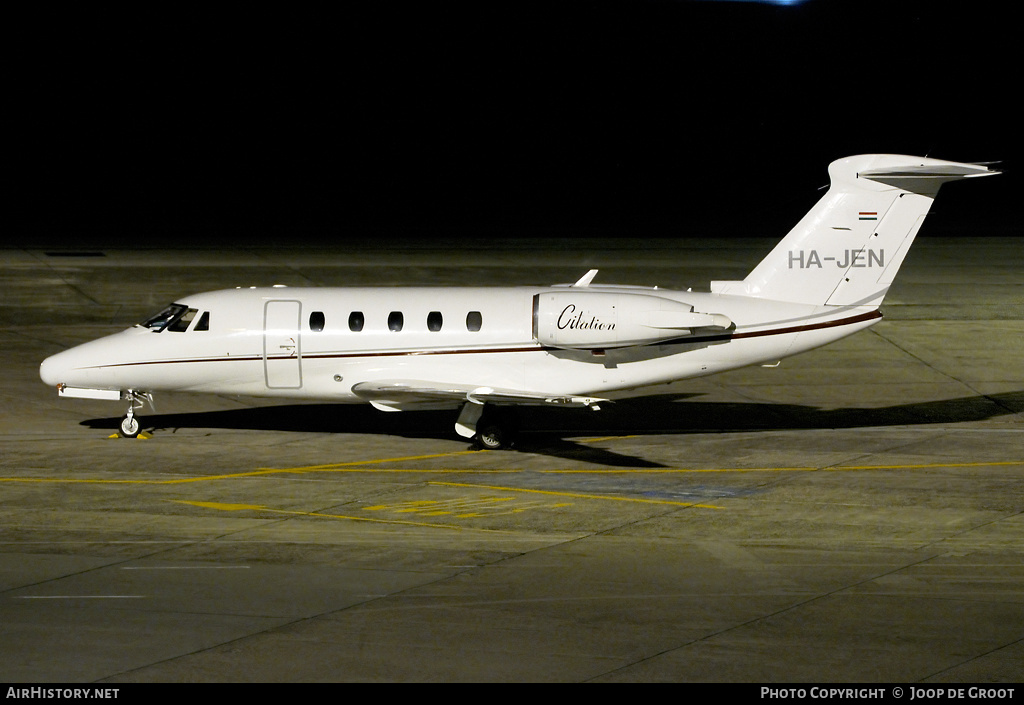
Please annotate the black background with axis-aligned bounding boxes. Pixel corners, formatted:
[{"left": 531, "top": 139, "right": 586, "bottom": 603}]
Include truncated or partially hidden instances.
[{"left": 13, "top": 1, "right": 1018, "bottom": 248}]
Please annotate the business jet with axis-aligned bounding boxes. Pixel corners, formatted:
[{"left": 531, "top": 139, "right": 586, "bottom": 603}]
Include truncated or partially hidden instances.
[{"left": 40, "top": 154, "right": 998, "bottom": 448}]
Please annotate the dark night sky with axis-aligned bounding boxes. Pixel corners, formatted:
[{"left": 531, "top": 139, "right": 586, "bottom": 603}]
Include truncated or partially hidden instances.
[{"left": 13, "top": 1, "right": 1018, "bottom": 248}]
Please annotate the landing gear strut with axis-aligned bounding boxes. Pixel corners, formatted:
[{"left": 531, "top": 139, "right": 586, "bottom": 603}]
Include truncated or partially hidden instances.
[
  {"left": 118, "top": 390, "right": 152, "bottom": 438},
  {"left": 455, "top": 402, "right": 518, "bottom": 450}
]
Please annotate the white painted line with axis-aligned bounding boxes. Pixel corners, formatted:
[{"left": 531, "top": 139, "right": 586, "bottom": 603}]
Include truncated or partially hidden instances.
[
  {"left": 120, "top": 566, "right": 251, "bottom": 570},
  {"left": 14, "top": 595, "right": 147, "bottom": 599}
]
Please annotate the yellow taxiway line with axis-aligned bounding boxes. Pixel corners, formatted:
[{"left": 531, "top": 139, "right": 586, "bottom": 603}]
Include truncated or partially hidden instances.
[
  {"left": 171, "top": 500, "right": 492, "bottom": 531},
  {"left": 2, "top": 444, "right": 1022, "bottom": 486},
  {"left": 429, "top": 481, "right": 723, "bottom": 509}
]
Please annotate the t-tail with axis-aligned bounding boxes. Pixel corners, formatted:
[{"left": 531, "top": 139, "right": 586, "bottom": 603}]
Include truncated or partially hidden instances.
[{"left": 711, "top": 154, "right": 999, "bottom": 307}]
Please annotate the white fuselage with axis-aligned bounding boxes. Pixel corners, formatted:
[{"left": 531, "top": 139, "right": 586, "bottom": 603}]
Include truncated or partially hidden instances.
[
  {"left": 37, "top": 155, "right": 998, "bottom": 443},
  {"left": 39, "top": 284, "right": 880, "bottom": 404}
]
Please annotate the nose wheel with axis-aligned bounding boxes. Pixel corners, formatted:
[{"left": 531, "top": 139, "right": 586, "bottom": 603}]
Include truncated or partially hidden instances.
[
  {"left": 119, "top": 411, "right": 141, "bottom": 438},
  {"left": 118, "top": 390, "right": 152, "bottom": 438}
]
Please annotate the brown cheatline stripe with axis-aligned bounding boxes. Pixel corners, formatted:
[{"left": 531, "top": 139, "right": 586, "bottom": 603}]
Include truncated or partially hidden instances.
[{"left": 88, "top": 310, "right": 881, "bottom": 369}]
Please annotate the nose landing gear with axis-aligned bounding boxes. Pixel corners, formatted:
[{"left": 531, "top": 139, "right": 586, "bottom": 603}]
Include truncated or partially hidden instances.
[
  {"left": 119, "top": 412, "right": 140, "bottom": 438},
  {"left": 118, "top": 390, "right": 153, "bottom": 439}
]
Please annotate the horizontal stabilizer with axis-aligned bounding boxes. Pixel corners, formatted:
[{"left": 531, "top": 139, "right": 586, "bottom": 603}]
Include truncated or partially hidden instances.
[
  {"left": 859, "top": 162, "right": 999, "bottom": 190},
  {"left": 859, "top": 163, "right": 998, "bottom": 180}
]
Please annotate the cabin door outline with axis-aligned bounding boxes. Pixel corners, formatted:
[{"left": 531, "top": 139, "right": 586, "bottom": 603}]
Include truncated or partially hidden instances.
[{"left": 264, "top": 300, "right": 302, "bottom": 389}]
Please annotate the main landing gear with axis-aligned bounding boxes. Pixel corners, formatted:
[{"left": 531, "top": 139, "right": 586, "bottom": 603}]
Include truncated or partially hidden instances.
[
  {"left": 118, "top": 390, "right": 152, "bottom": 439},
  {"left": 475, "top": 419, "right": 513, "bottom": 450},
  {"left": 456, "top": 402, "right": 518, "bottom": 450}
]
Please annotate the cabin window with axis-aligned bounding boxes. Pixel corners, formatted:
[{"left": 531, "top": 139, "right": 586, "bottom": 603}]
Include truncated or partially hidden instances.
[
  {"left": 466, "top": 311, "right": 482, "bottom": 332},
  {"left": 388, "top": 311, "right": 404, "bottom": 332},
  {"left": 194, "top": 311, "right": 210, "bottom": 331},
  {"left": 139, "top": 303, "right": 188, "bottom": 332},
  {"left": 309, "top": 311, "right": 325, "bottom": 332},
  {"left": 167, "top": 308, "right": 198, "bottom": 332},
  {"left": 427, "top": 311, "right": 443, "bottom": 332},
  {"left": 349, "top": 311, "right": 364, "bottom": 332}
]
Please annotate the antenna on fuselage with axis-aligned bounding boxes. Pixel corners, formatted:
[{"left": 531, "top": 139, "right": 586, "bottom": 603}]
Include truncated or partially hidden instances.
[{"left": 572, "top": 269, "right": 599, "bottom": 288}]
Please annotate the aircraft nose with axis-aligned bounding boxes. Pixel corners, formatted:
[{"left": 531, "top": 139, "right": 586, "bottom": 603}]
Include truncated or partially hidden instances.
[{"left": 40, "top": 350, "right": 69, "bottom": 387}]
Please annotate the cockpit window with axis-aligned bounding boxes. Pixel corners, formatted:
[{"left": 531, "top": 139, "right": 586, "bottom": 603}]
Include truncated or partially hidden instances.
[
  {"left": 139, "top": 304, "right": 189, "bottom": 332},
  {"left": 194, "top": 311, "right": 210, "bottom": 331},
  {"left": 168, "top": 308, "right": 198, "bottom": 332}
]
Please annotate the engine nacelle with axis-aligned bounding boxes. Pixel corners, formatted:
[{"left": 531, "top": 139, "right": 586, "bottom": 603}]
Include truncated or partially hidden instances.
[{"left": 533, "top": 291, "right": 731, "bottom": 349}]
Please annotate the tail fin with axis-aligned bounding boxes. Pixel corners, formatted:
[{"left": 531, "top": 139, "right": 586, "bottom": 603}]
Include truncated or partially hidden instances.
[{"left": 711, "top": 154, "right": 999, "bottom": 306}]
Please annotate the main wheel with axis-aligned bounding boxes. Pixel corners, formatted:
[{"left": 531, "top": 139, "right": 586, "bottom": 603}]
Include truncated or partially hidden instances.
[
  {"left": 476, "top": 423, "right": 510, "bottom": 450},
  {"left": 119, "top": 414, "right": 140, "bottom": 439}
]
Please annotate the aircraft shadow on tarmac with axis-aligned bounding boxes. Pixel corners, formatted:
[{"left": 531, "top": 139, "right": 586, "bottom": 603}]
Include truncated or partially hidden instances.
[{"left": 82, "top": 390, "right": 1024, "bottom": 468}]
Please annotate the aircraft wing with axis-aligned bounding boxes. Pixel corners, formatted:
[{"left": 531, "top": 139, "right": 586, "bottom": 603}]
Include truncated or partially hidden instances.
[{"left": 350, "top": 379, "right": 607, "bottom": 412}]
